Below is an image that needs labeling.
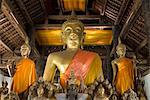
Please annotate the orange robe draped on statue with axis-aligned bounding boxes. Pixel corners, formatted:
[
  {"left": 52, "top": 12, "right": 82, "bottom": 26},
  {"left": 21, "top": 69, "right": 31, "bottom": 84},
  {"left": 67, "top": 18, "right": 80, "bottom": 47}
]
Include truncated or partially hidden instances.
[
  {"left": 115, "top": 57, "right": 134, "bottom": 95},
  {"left": 60, "top": 49, "right": 103, "bottom": 88},
  {"left": 12, "top": 58, "right": 36, "bottom": 94}
]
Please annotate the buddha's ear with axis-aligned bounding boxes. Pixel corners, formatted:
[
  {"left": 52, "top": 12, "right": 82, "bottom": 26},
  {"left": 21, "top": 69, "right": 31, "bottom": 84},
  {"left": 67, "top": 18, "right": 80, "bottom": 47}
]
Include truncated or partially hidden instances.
[
  {"left": 81, "top": 32, "right": 86, "bottom": 42},
  {"left": 61, "top": 32, "right": 66, "bottom": 43},
  {"left": 80, "top": 32, "right": 85, "bottom": 49}
]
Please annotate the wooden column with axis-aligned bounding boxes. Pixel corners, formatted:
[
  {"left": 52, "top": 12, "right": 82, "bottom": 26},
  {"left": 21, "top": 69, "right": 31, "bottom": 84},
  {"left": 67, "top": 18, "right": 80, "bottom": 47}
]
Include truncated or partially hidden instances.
[
  {"left": 110, "top": 25, "right": 121, "bottom": 57},
  {"left": 105, "top": 45, "right": 112, "bottom": 81},
  {"left": 30, "top": 27, "right": 41, "bottom": 77},
  {"left": 142, "top": 0, "right": 150, "bottom": 64}
]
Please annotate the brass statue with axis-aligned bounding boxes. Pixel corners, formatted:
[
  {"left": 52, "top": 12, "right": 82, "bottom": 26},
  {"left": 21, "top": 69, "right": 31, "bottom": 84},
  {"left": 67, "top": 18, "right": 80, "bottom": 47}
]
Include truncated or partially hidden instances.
[
  {"left": 66, "top": 68, "right": 78, "bottom": 100},
  {"left": 43, "top": 12, "right": 104, "bottom": 88},
  {"left": 4, "top": 92, "right": 20, "bottom": 100},
  {"left": 122, "top": 89, "right": 139, "bottom": 100},
  {"left": 111, "top": 38, "right": 135, "bottom": 95},
  {"left": 29, "top": 77, "right": 56, "bottom": 100},
  {"left": 32, "top": 84, "right": 49, "bottom": 100},
  {"left": 94, "top": 84, "right": 109, "bottom": 100},
  {"left": 11, "top": 42, "right": 36, "bottom": 99},
  {"left": 0, "top": 80, "right": 9, "bottom": 100}
]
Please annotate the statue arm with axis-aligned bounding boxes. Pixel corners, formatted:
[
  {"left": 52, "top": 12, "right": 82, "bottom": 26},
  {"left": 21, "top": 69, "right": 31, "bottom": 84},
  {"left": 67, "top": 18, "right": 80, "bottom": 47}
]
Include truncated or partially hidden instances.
[
  {"left": 43, "top": 54, "right": 56, "bottom": 82},
  {"left": 97, "top": 54, "right": 104, "bottom": 80},
  {"left": 111, "top": 60, "right": 117, "bottom": 84}
]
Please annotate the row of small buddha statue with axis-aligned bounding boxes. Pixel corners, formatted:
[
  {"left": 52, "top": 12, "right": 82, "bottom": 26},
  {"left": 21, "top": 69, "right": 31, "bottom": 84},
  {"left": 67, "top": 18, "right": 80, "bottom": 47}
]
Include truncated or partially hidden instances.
[
  {"left": 0, "top": 74, "right": 144, "bottom": 100},
  {"left": 0, "top": 12, "right": 149, "bottom": 100}
]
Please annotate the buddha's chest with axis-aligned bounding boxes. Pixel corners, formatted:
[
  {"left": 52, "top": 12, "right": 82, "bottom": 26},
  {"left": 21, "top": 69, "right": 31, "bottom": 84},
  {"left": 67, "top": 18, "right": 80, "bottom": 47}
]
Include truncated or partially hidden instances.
[{"left": 53, "top": 54, "right": 75, "bottom": 73}]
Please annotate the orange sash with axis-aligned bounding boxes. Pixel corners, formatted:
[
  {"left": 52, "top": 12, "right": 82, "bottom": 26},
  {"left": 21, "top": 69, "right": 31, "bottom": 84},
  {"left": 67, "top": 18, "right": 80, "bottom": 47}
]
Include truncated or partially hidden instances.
[
  {"left": 115, "top": 57, "right": 134, "bottom": 95},
  {"left": 60, "top": 49, "right": 101, "bottom": 87},
  {"left": 12, "top": 58, "right": 36, "bottom": 94}
]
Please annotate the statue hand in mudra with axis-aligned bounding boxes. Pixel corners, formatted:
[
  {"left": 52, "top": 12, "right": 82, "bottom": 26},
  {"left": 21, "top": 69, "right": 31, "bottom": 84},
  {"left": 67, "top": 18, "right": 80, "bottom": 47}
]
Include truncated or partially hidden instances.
[{"left": 43, "top": 14, "right": 104, "bottom": 88}]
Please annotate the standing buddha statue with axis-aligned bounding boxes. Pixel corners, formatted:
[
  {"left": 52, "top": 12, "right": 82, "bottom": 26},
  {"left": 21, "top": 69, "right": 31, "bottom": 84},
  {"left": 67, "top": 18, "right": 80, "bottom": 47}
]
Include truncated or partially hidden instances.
[
  {"left": 11, "top": 42, "right": 36, "bottom": 99},
  {"left": 111, "top": 38, "right": 135, "bottom": 95}
]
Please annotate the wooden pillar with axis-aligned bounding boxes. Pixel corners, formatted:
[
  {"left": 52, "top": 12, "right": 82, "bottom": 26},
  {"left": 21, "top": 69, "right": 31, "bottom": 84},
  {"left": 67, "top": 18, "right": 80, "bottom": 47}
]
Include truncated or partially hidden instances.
[
  {"left": 110, "top": 25, "right": 121, "bottom": 58},
  {"left": 0, "top": 0, "right": 2, "bottom": 8},
  {"left": 105, "top": 45, "right": 112, "bottom": 81},
  {"left": 142, "top": 0, "right": 150, "bottom": 64}
]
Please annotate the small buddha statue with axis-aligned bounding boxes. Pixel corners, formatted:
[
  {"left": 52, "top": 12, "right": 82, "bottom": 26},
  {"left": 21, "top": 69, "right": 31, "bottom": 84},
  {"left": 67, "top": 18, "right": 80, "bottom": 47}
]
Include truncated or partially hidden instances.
[
  {"left": 43, "top": 11, "right": 104, "bottom": 88},
  {"left": 111, "top": 38, "right": 135, "bottom": 95},
  {"left": 4, "top": 92, "right": 20, "bottom": 100},
  {"left": 122, "top": 89, "right": 139, "bottom": 100},
  {"left": 94, "top": 84, "right": 109, "bottom": 100},
  {"left": 29, "top": 77, "right": 56, "bottom": 100},
  {"left": 11, "top": 41, "right": 36, "bottom": 99},
  {"left": 66, "top": 68, "right": 78, "bottom": 100},
  {"left": 32, "top": 84, "right": 49, "bottom": 100},
  {"left": 0, "top": 80, "right": 9, "bottom": 100}
]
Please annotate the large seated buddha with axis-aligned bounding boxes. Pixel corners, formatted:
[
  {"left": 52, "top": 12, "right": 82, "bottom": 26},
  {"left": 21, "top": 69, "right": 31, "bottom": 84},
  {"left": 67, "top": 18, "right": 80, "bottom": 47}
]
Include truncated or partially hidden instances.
[{"left": 43, "top": 13, "right": 104, "bottom": 88}]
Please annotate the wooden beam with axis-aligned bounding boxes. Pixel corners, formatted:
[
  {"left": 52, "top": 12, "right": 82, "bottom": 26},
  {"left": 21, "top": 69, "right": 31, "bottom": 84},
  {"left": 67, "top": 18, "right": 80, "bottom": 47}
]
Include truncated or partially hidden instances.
[
  {"left": 142, "top": 68, "right": 150, "bottom": 76},
  {"left": 119, "top": 0, "right": 142, "bottom": 39},
  {"left": 1, "top": 1, "right": 27, "bottom": 40},
  {"left": 101, "top": 0, "right": 107, "bottom": 15},
  {"left": 114, "top": 0, "right": 130, "bottom": 25},
  {"left": 39, "top": 0, "right": 47, "bottom": 16},
  {"left": 3, "top": 0, "right": 26, "bottom": 29},
  {"left": 57, "top": 0, "right": 63, "bottom": 15},
  {"left": 136, "top": 37, "right": 148, "bottom": 52},
  {"left": 14, "top": 0, "right": 33, "bottom": 25},
  {"left": 0, "top": 40, "right": 14, "bottom": 54},
  {"left": 35, "top": 24, "right": 112, "bottom": 29},
  {"left": 142, "top": 0, "right": 150, "bottom": 64},
  {"left": 48, "top": 15, "right": 103, "bottom": 20}
]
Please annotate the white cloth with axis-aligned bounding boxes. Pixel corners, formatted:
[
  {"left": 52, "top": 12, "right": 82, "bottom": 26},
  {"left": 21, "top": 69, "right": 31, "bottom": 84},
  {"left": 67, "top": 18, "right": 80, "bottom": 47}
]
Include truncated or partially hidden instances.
[{"left": 144, "top": 73, "right": 150, "bottom": 100}]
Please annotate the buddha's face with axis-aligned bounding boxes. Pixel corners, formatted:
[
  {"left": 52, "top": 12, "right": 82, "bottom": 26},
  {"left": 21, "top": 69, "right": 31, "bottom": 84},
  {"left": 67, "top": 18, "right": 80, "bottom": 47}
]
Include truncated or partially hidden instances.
[
  {"left": 62, "top": 23, "right": 84, "bottom": 49},
  {"left": 20, "top": 44, "right": 30, "bottom": 57},
  {"left": 116, "top": 46, "right": 126, "bottom": 57}
]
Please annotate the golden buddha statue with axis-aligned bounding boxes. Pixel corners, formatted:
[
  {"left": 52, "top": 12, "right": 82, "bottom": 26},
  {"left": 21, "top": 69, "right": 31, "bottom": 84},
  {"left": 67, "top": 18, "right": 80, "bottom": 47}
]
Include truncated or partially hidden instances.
[
  {"left": 94, "top": 84, "right": 109, "bottom": 100},
  {"left": 4, "top": 92, "right": 20, "bottom": 100},
  {"left": 111, "top": 38, "right": 135, "bottom": 95},
  {"left": 11, "top": 42, "right": 36, "bottom": 98},
  {"left": 32, "top": 84, "right": 49, "bottom": 100},
  {"left": 43, "top": 12, "right": 104, "bottom": 88}
]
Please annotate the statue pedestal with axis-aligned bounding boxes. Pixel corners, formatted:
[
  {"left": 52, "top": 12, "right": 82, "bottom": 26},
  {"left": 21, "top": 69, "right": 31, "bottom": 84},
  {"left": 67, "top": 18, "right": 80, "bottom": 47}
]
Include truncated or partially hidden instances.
[
  {"left": 144, "top": 73, "right": 150, "bottom": 100},
  {"left": 55, "top": 93, "right": 88, "bottom": 100}
]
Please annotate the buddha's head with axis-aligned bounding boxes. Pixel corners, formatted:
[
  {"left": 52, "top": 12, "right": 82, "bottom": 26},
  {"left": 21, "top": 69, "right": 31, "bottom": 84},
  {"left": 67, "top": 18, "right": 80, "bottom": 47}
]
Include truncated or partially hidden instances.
[
  {"left": 97, "top": 84, "right": 105, "bottom": 96},
  {"left": 20, "top": 43, "right": 31, "bottom": 58},
  {"left": 116, "top": 38, "right": 126, "bottom": 57},
  {"left": 37, "top": 85, "right": 44, "bottom": 97},
  {"left": 62, "top": 12, "right": 84, "bottom": 49}
]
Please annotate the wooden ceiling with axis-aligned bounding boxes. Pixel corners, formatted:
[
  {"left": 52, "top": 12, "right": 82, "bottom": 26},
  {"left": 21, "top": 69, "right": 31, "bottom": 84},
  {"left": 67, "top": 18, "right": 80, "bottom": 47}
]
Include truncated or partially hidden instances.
[{"left": 0, "top": 0, "right": 148, "bottom": 60}]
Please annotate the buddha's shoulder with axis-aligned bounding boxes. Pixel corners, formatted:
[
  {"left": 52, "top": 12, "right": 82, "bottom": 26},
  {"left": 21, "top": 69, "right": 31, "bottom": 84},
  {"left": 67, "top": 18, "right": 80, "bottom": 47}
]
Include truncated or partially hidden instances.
[
  {"left": 47, "top": 51, "right": 67, "bottom": 57},
  {"left": 26, "top": 58, "right": 35, "bottom": 64},
  {"left": 81, "top": 50, "right": 99, "bottom": 56}
]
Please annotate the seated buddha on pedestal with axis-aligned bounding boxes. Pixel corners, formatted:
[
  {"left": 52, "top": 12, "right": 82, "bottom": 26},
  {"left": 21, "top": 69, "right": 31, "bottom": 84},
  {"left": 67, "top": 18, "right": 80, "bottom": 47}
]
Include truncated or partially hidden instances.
[{"left": 43, "top": 11, "right": 104, "bottom": 89}]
